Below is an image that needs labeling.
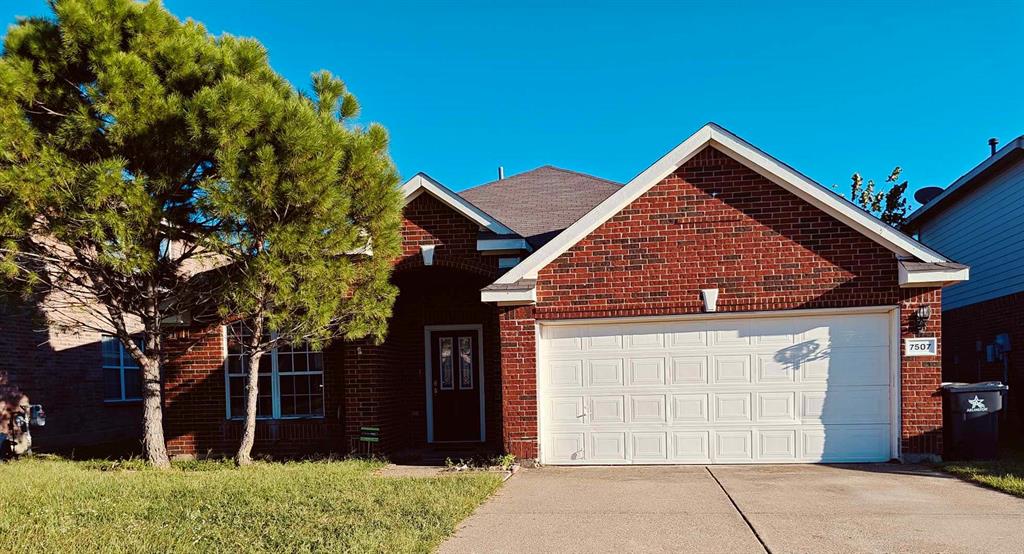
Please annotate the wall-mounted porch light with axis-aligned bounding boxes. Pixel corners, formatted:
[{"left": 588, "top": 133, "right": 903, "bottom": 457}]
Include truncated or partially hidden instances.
[
  {"left": 911, "top": 304, "right": 932, "bottom": 335},
  {"left": 700, "top": 288, "right": 719, "bottom": 312},
  {"left": 420, "top": 244, "right": 436, "bottom": 266}
]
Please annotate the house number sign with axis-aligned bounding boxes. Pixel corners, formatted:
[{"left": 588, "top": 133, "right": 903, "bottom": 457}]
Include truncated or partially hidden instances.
[{"left": 904, "top": 337, "right": 937, "bottom": 357}]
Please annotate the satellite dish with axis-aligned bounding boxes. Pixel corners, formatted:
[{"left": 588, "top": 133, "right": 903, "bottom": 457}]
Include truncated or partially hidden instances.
[{"left": 914, "top": 186, "right": 944, "bottom": 205}]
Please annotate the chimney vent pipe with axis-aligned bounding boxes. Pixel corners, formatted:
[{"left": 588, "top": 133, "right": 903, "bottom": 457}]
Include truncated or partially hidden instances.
[{"left": 989, "top": 138, "right": 999, "bottom": 156}]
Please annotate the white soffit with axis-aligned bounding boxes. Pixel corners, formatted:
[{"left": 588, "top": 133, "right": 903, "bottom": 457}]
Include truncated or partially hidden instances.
[
  {"left": 493, "top": 123, "right": 950, "bottom": 286},
  {"left": 400, "top": 173, "right": 516, "bottom": 236}
]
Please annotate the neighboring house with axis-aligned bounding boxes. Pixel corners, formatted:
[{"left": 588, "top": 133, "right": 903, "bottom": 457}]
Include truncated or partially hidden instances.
[
  {"left": 904, "top": 135, "right": 1024, "bottom": 426},
  {"left": 0, "top": 299, "right": 143, "bottom": 455},
  {"left": 159, "top": 123, "right": 967, "bottom": 465}
]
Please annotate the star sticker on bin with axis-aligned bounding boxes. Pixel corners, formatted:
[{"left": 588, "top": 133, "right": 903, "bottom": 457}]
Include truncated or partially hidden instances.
[{"left": 968, "top": 396, "right": 987, "bottom": 411}]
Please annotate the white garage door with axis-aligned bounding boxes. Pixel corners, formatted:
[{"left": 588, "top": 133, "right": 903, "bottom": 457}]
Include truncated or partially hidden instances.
[{"left": 539, "top": 310, "right": 896, "bottom": 464}]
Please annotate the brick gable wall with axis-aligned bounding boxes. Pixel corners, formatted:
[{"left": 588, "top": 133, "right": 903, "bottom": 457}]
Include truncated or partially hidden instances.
[{"left": 499, "top": 146, "right": 944, "bottom": 461}]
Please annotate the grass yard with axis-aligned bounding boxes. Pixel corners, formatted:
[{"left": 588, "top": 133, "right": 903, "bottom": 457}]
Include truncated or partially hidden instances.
[
  {"left": 0, "top": 457, "right": 502, "bottom": 553},
  {"left": 942, "top": 445, "right": 1024, "bottom": 499}
]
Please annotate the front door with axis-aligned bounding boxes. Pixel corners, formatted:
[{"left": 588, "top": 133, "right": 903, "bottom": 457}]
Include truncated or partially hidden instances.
[{"left": 428, "top": 328, "right": 483, "bottom": 442}]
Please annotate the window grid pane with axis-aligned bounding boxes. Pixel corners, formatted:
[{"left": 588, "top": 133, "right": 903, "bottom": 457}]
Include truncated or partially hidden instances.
[
  {"left": 439, "top": 337, "right": 454, "bottom": 390},
  {"left": 102, "top": 335, "right": 145, "bottom": 401},
  {"left": 224, "top": 325, "right": 325, "bottom": 420},
  {"left": 458, "top": 336, "right": 473, "bottom": 390}
]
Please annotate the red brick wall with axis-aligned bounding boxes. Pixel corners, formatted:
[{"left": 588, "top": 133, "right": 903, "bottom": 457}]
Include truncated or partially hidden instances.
[
  {"left": 498, "top": 146, "right": 945, "bottom": 461},
  {"left": 163, "top": 325, "right": 344, "bottom": 458},
  {"left": 942, "top": 291, "right": 1023, "bottom": 428},
  {"left": 398, "top": 192, "right": 499, "bottom": 277},
  {"left": 498, "top": 304, "right": 538, "bottom": 459},
  {"left": 899, "top": 288, "right": 943, "bottom": 458}
]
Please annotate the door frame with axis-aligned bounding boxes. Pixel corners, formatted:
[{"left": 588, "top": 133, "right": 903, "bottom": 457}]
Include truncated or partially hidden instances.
[
  {"left": 424, "top": 324, "right": 486, "bottom": 443},
  {"left": 536, "top": 305, "right": 901, "bottom": 465}
]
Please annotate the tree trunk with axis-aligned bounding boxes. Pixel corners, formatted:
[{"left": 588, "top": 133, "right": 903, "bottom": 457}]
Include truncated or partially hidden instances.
[
  {"left": 140, "top": 353, "right": 170, "bottom": 468},
  {"left": 236, "top": 319, "right": 265, "bottom": 466}
]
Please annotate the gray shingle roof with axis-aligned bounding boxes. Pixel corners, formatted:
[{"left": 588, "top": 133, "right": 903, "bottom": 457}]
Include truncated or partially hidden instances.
[{"left": 459, "top": 166, "right": 620, "bottom": 248}]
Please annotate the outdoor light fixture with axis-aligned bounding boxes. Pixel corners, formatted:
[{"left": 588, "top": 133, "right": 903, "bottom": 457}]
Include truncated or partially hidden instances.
[
  {"left": 420, "top": 244, "right": 436, "bottom": 266},
  {"left": 700, "top": 288, "right": 719, "bottom": 312},
  {"left": 912, "top": 304, "right": 932, "bottom": 335}
]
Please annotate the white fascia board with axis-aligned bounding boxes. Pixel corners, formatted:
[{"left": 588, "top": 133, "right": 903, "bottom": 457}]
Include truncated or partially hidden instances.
[
  {"left": 480, "top": 287, "right": 536, "bottom": 304},
  {"left": 493, "top": 123, "right": 948, "bottom": 286},
  {"left": 898, "top": 265, "right": 970, "bottom": 288},
  {"left": 400, "top": 173, "right": 515, "bottom": 235},
  {"left": 476, "top": 238, "right": 532, "bottom": 252}
]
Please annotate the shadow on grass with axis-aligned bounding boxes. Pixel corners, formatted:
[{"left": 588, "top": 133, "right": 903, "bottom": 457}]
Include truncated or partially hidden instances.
[{"left": 939, "top": 442, "right": 1024, "bottom": 498}]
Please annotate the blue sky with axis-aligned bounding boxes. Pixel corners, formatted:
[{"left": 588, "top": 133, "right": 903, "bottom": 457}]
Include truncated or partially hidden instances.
[{"left": 3, "top": 1, "right": 1022, "bottom": 207}]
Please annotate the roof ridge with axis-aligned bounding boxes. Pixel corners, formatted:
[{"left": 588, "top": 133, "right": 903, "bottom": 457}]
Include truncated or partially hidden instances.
[
  {"left": 459, "top": 165, "right": 619, "bottom": 195},
  {"left": 539, "top": 165, "right": 622, "bottom": 187}
]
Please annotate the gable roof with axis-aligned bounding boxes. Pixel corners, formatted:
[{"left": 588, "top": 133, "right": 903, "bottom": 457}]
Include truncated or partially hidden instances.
[
  {"left": 904, "top": 135, "right": 1024, "bottom": 229},
  {"left": 493, "top": 123, "right": 953, "bottom": 287},
  {"left": 459, "top": 166, "right": 621, "bottom": 248},
  {"left": 400, "top": 173, "right": 517, "bottom": 236}
]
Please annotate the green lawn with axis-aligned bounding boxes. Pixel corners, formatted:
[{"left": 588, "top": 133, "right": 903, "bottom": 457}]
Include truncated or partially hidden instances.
[
  {"left": 0, "top": 457, "right": 502, "bottom": 553},
  {"left": 942, "top": 446, "right": 1024, "bottom": 499}
]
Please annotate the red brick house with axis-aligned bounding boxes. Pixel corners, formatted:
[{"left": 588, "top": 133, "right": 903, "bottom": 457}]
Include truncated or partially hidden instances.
[
  {"left": 904, "top": 135, "right": 1023, "bottom": 430},
  {"left": 161, "top": 123, "right": 968, "bottom": 464}
]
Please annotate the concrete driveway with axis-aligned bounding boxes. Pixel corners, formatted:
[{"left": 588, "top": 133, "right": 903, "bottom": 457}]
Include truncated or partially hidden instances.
[{"left": 440, "top": 464, "right": 1024, "bottom": 553}]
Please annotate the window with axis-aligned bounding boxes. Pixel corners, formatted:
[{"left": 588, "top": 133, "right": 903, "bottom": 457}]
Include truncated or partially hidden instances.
[
  {"left": 102, "top": 336, "right": 143, "bottom": 402},
  {"left": 224, "top": 322, "right": 325, "bottom": 419}
]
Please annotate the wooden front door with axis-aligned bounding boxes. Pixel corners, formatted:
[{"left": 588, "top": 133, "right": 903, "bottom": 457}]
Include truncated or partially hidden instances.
[{"left": 429, "top": 328, "right": 483, "bottom": 442}]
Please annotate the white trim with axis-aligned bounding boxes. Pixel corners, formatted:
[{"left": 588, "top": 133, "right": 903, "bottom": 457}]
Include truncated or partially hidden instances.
[
  {"left": 477, "top": 238, "right": 532, "bottom": 252},
  {"left": 538, "top": 304, "right": 896, "bottom": 327},
  {"left": 890, "top": 308, "right": 902, "bottom": 462},
  {"left": 494, "top": 123, "right": 948, "bottom": 286},
  {"left": 401, "top": 173, "right": 515, "bottom": 235},
  {"left": 898, "top": 264, "right": 970, "bottom": 288},
  {"left": 424, "top": 324, "right": 486, "bottom": 443},
  {"left": 905, "top": 136, "right": 1024, "bottom": 226},
  {"left": 480, "top": 288, "right": 537, "bottom": 304},
  {"left": 533, "top": 319, "right": 544, "bottom": 463}
]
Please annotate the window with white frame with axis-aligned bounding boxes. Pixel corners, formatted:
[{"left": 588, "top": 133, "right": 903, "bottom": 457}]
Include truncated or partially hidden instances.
[
  {"left": 102, "top": 335, "right": 143, "bottom": 402},
  {"left": 224, "top": 322, "right": 325, "bottom": 419}
]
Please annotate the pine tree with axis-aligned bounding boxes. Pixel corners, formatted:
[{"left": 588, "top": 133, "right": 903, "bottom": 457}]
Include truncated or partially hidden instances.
[
  {"left": 199, "top": 69, "right": 402, "bottom": 465},
  {"left": 0, "top": 0, "right": 382, "bottom": 466}
]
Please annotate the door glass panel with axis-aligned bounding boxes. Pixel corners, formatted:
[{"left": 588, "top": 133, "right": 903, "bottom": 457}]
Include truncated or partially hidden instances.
[
  {"left": 459, "top": 336, "right": 473, "bottom": 389},
  {"left": 439, "top": 337, "right": 454, "bottom": 390}
]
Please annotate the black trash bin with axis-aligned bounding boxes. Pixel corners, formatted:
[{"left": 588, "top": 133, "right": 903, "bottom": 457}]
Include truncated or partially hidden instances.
[{"left": 942, "top": 381, "right": 1009, "bottom": 460}]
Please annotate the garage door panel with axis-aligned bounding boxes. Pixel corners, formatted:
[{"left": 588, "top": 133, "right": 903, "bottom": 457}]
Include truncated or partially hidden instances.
[
  {"left": 758, "top": 429, "right": 798, "bottom": 460},
  {"left": 630, "top": 394, "right": 667, "bottom": 423},
  {"left": 672, "top": 431, "right": 711, "bottom": 461},
  {"left": 715, "top": 430, "right": 754, "bottom": 461},
  {"left": 547, "top": 360, "right": 583, "bottom": 387},
  {"left": 540, "top": 311, "right": 894, "bottom": 465},
  {"left": 801, "top": 387, "right": 889, "bottom": 424},
  {"left": 757, "top": 392, "right": 797, "bottom": 422},
  {"left": 713, "top": 355, "right": 751, "bottom": 384},
  {"left": 590, "top": 395, "right": 626, "bottom": 423},
  {"left": 756, "top": 353, "right": 798, "bottom": 383},
  {"left": 801, "top": 426, "right": 890, "bottom": 462},
  {"left": 548, "top": 432, "right": 586, "bottom": 462},
  {"left": 631, "top": 432, "right": 668, "bottom": 460},
  {"left": 590, "top": 432, "right": 627, "bottom": 462},
  {"left": 671, "top": 393, "right": 709, "bottom": 422},
  {"left": 629, "top": 357, "right": 666, "bottom": 386},
  {"left": 548, "top": 397, "right": 585, "bottom": 425},
  {"left": 671, "top": 356, "right": 709, "bottom": 384},
  {"left": 587, "top": 358, "right": 624, "bottom": 387},
  {"left": 714, "top": 393, "right": 752, "bottom": 422},
  {"left": 801, "top": 347, "right": 889, "bottom": 385}
]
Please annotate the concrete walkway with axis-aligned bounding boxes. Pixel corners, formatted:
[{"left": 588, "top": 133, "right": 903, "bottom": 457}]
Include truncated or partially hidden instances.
[{"left": 439, "top": 464, "right": 1024, "bottom": 553}]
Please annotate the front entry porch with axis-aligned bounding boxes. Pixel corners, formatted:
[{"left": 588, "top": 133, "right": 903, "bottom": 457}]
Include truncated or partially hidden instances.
[{"left": 340, "top": 266, "right": 503, "bottom": 461}]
